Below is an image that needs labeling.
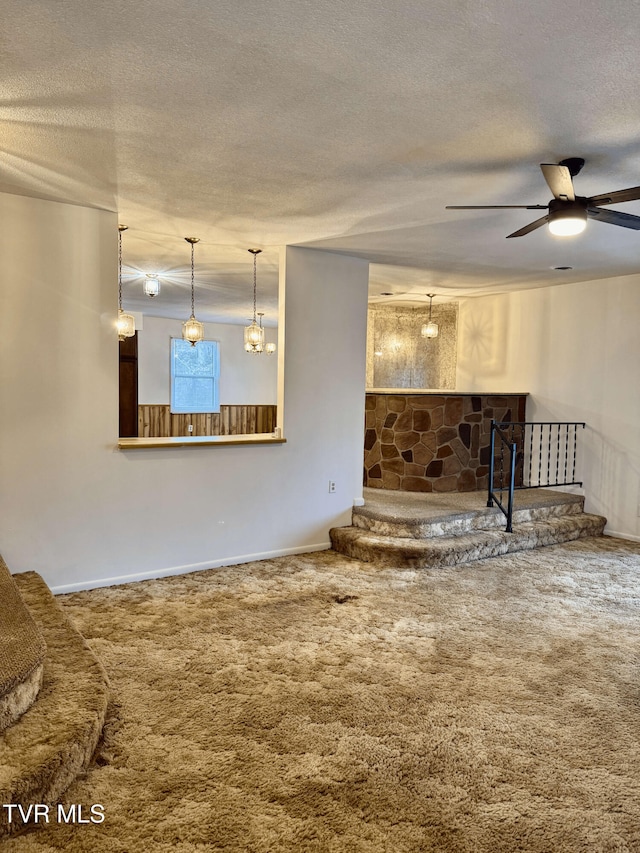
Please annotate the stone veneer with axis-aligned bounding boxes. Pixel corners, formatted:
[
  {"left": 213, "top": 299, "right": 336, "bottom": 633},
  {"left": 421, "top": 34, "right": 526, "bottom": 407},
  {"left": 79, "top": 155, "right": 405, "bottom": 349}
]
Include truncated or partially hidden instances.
[{"left": 364, "top": 392, "right": 527, "bottom": 493}]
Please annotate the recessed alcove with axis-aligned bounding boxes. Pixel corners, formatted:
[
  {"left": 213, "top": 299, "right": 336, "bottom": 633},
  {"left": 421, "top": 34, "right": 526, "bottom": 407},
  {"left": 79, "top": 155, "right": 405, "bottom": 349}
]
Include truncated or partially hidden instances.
[{"left": 366, "top": 302, "right": 458, "bottom": 390}]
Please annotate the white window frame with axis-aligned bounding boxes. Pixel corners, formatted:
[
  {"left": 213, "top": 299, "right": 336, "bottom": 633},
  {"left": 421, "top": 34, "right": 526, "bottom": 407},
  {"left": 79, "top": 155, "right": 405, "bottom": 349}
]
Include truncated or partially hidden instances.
[{"left": 170, "top": 338, "right": 220, "bottom": 414}]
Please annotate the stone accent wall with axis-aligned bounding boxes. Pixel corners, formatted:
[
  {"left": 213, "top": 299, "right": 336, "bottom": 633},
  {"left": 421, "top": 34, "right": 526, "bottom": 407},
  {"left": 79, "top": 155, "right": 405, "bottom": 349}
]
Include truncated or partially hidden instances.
[{"left": 364, "top": 393, "right": 527, "bottom": 493}]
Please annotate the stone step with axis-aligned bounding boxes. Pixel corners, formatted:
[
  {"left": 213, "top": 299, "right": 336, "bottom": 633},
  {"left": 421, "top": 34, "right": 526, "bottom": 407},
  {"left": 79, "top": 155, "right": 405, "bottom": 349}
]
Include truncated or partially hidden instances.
[
  {"left": 330, "top": 512, "right": 606, "bottom": 569},
  {"left": 0, "top": 557, "right": 46, "bottom": 733},
  {"left": 353, "top": 491, "right": 585, "bottom": 539},
  {"left": 0, "top": 572, "right": 109, "bottom": 837}
]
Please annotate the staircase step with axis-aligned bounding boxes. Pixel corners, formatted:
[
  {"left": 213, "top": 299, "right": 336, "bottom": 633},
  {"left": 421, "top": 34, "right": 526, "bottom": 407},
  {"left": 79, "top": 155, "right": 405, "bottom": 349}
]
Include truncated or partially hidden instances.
[
  {"left": 331, "top": 512, "right": 606, "bottom": 569},
  {"left": 354, "top": 488, "right": 585, "bottom": 539},
  {"left": 0, "top": 572, "right": 109, "bottom": 837},
  {"left": 0, "top": 557, "right": 46, "bottom": 733}
]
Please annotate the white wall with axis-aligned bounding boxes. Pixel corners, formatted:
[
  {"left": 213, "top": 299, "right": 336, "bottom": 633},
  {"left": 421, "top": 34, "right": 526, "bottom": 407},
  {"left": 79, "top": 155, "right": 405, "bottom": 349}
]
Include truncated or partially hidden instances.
[
  {"left": 138, "top": 315, "right": 277, "bottom": 405},
  {"left": 456, "top": 277, "right": 640, "bottom": 539},
  {"left": 0, "top": 194, "right": 369, "bottom": 590}
]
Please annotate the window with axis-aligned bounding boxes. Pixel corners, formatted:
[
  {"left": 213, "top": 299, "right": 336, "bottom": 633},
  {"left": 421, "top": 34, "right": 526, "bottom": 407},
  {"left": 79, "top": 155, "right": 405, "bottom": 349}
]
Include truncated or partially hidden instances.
[{"left": 170, "top": 338, "right": 220, "bottom": 413}]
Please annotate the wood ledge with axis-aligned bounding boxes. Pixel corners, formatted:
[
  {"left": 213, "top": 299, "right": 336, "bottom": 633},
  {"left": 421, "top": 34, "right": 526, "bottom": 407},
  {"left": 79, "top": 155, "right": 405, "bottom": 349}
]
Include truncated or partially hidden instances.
[{"left": 118, "top": 435, "right": 286, "bottom": 449}]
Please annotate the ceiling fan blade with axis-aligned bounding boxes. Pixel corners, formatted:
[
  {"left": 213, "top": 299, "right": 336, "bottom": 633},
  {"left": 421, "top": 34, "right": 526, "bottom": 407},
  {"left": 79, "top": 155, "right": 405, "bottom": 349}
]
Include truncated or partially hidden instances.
[
  {"left": 506, "top": 215, "right": 549, "bottom": 238},
  {"left": 540, "top": 164, "right": 575, "bottom": 201},
  {"left": 445, "top": 205, "right": 547, "bottom": 209},
  {"left": 586, "top": 207, "right": 640, "bottom": 230},
  {"left": 588, "top": 186, "right": 640, "bottom": 206}
]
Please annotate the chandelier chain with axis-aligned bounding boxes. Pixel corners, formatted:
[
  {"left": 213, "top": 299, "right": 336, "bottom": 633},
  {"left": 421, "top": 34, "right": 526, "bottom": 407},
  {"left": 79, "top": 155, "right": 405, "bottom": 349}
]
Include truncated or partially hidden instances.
[
  {"left": 253, "top": 251, "right": 257, "bottom": 322},
  {"left": 118, "top": 224, "right": 128, "bottom": 311},
  {"left": 118, "top": 229, "right": 123, "bottom": 310},
  {"left": 429, "top": 294, "right": 433, "bottom": 321},
  {"left": 191, "top": 241, "right": 195, "bottom": 317}
]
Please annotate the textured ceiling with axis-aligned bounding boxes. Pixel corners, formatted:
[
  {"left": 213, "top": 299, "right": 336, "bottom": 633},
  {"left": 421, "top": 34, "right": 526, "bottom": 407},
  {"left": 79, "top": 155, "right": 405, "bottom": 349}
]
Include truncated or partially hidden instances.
[{"left": 2, "top": 0, "right": 640, "bottom": 321}]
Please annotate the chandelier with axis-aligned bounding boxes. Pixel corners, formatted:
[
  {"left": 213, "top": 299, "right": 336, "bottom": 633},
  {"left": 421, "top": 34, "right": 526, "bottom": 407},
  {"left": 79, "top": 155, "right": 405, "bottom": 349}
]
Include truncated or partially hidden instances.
[
  {"left": 244, "top": 249, "right": 266, "bottom": 353},
  {"left": 116, "top": 224, "right": 135, "bottom": 341},
  {"left": 421, "top": 294, "right": 439, "bottom": 339},
  {"left": 144, "top": 274, "right": 160, "bottom": 298},
  {"left": 182, "top": 237, "right": 204, "bottom": 346},
  {"left": 256, "top": 313, "right": 276, "bottom": 355}
]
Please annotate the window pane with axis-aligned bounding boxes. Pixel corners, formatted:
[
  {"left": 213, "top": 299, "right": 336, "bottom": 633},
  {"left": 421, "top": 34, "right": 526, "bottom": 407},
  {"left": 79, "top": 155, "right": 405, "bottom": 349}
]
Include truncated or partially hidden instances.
[
  {"left": 173, "top": 377, "right": 215, "bottom": 412},
  {"left": 173, "top": 339, "right": 215, "bottom": 377},
  {"left": 170, "top": 338, "right": 219, "bottom": 413}
]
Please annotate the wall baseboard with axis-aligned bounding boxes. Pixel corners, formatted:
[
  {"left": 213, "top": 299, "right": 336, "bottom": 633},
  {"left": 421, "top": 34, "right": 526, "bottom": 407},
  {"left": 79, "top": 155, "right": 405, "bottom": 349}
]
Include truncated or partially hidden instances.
[
  {"left": 46, "top": 530, "right": 640, "bottom": 594},
  {"left": 49, "top": 542, "right": 332, "bottom": 595},
  {"left": 603, "top": 529, "right": 640, "bottom": 544}
]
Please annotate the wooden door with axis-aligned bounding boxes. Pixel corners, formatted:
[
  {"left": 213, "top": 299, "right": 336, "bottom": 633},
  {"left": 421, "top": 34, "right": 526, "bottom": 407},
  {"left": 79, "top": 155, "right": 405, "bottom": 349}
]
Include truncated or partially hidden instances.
[{"left": 119, "top": 333, "right": 138, "bottom": 437}]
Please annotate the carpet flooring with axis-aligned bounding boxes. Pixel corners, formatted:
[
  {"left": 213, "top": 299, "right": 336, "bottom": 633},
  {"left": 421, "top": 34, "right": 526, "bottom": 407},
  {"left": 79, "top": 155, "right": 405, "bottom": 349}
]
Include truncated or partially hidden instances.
[{"left": 5, "top": 536, "right": 640, "bottom": 852}]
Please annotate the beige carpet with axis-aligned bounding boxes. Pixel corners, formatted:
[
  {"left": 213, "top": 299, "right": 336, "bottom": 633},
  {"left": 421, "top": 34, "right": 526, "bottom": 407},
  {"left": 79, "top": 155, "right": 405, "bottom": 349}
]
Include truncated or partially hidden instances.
[{"left": 6, "top": 536, "right": 640, "bottom": 852}]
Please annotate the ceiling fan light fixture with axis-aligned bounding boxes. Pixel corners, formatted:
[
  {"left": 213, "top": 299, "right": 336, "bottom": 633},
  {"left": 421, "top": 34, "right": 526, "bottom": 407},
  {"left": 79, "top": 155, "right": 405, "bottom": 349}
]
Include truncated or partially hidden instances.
[
  {"left": 447, "top": 158, "right": 640, "bottom": 239},
  {"left": 548, "top": 211, "right": 587, "bottom": 237}
]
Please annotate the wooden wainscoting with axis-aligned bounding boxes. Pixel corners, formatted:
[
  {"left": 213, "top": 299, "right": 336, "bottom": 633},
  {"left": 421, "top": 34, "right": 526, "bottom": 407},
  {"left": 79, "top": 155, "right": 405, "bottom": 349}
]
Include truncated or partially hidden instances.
[{"left": 138, "top": 405, "right": 277, "bottom": 438}]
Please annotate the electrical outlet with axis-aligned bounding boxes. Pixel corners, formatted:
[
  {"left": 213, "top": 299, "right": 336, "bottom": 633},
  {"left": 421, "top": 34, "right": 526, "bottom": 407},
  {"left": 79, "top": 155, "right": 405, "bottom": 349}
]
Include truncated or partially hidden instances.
[
  {"left": 187, "top": 424, "right": 193, "bottom": 433},
  {"left": 328, "top": 480, "right": 336, "bottom": 493}
]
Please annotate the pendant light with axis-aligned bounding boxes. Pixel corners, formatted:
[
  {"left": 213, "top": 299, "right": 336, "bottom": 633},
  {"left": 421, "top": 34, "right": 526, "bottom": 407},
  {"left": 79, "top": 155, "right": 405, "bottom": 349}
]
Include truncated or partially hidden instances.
[
  {"left": 117, "top": 225, "right": 135, "bottom": 341},
  {"left": 258, "top": 313, "right": 277, "bottom": 354},
  {"left": 255, "top": 312, "right": 265, "bottom": 353},
  {"left": 182, "top": 237, "right": 204, "bottom": 346},
  {"left": 244, "top": 248, "right": 265, "bottom": 353},
  {"left": 421, "top": 294, "right": 439, "bottom": 339},
  {"left": 144, "top": 273, "right": 160, "bottom": 298},
  {"left": 392, "top": 309, "right": 402, "bottom": 352}
]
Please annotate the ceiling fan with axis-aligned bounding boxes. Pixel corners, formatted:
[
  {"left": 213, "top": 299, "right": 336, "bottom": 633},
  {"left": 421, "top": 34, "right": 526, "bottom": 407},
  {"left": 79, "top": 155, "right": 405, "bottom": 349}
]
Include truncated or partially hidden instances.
[{"left": 446, "top": 158, "right": 640, "bottom": 238}]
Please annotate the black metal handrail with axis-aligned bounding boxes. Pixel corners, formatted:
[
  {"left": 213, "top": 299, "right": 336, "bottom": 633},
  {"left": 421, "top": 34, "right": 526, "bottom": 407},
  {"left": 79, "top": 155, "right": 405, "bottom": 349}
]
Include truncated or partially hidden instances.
[
  {"left": 487, "top": 420, "right": 586, "bottom": 532},
  {"left": 487, "top": 422, "right": 517, "bottom": 532}
]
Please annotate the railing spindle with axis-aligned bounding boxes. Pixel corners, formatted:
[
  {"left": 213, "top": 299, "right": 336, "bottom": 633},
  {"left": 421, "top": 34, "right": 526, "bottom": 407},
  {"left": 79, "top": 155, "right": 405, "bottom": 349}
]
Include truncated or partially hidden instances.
[
  {"left": 487, "top": 420, "right": 496, "bottom": 507},
  {"left": 506, "top": 440, "right": 516, "bottom": 533},
  {"left": 538, "top": 424, "right": 543, "bottom": 487}
]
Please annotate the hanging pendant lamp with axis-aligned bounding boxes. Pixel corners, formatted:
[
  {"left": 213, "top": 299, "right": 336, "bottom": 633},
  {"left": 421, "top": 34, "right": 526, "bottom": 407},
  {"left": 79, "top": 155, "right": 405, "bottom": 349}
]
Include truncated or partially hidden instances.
[
  {"left": 144, "top": 273, "right": 160, "bottom": 298},
  {"left": 421, "top": 293, "right": 439, "bottom": 339},
  {"left": 256, "top": 311, "right": 276, "bottom": 355},
  {"left": 182, "top": 237, "right": 204, "bottom": 346},
  {"left": 254, "top": 313, "right": 265, "bottom": 353},
  {"left": 116, "top": 225, "right": 135, "bottom": 341},
  {"left": 244, "top": 249, "right": 265, "bottom": 354}
]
